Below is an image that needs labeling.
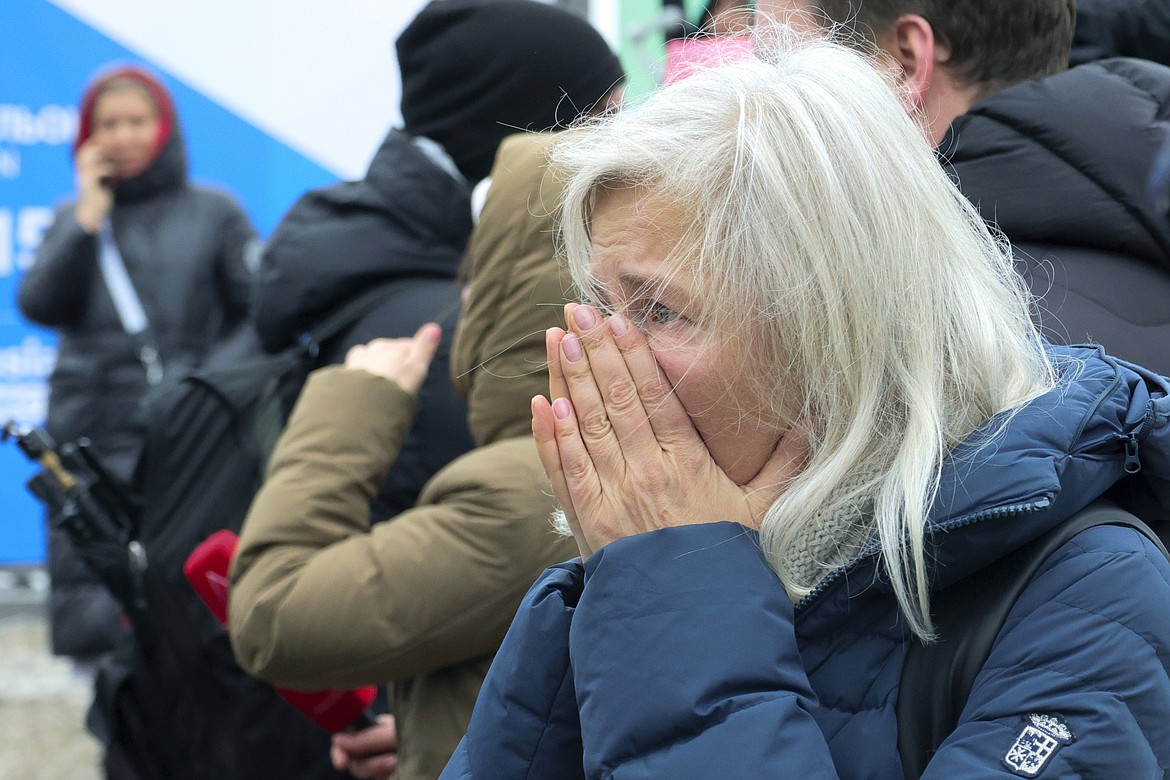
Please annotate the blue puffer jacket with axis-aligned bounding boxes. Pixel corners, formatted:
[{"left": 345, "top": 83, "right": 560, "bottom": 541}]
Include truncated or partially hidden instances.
[{"left": 441, "top": 346, "right": 1170, "bottom": 779}]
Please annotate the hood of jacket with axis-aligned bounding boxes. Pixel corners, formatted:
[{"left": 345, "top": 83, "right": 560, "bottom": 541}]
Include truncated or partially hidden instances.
[
  {"left": 450, "top": 132, "right": 571, "bottom": 447},
  {"left": 74, "top": 65, "right": 187, "bottom": 203},
  {"left": 253, "top": 128, "right": 472, "bottom": 351},
  {"left": 944, "top": 58, "right": 1170, "bottom": 272},
  {"left": 801, "top": 345, "right": 1170, "bottom": 618},
  {"left": 110, "top": 127, "right": 186, "bottom": 203}
]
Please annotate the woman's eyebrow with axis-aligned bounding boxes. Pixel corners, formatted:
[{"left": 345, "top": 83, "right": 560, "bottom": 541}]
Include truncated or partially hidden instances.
[{"left": 617, "top": 273, "right": 692, "bottom": 308}]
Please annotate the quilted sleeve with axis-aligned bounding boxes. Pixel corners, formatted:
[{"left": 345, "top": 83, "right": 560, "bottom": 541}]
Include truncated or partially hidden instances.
[
  {"left": 924, "top": 524, "right": 1170, "bottom": 778},
  {"left": 440, "top": 562, "right": 588, "bottom": 780},
  {"left": 572, "top": 523, "right": 841, "bottom": 779},
  {"left": 18, "top": 202, "right": 98, "bottom": 328}
]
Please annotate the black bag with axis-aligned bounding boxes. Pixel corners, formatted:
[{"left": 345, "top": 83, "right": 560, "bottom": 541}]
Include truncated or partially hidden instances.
[
  {"left": 88, "top": 284, "right": 402, "bottom": 779},
  {"left": 896, "top": 498, "right": 1170, "bottom": 779}
]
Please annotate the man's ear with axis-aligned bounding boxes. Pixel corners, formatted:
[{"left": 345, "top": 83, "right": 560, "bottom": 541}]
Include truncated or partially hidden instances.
[{"left": 877, "top": 14, "right": 938, "bottom": 109}]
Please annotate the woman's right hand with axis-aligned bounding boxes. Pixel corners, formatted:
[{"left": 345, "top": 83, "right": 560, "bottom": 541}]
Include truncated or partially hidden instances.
[
  {"left": 74, "top": 139, "right": 115, "bottom": 233},
  {"left": 533, "top": 303, "right": 807, "bottom": 558}
]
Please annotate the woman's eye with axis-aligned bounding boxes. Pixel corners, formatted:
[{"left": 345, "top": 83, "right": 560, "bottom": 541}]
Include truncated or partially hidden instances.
[{"left": 647, "top": 303, "right": 681, "bottom": 325}]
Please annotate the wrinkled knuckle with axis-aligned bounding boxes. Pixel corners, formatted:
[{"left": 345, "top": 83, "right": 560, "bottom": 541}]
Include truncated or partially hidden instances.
[
  {"left": 562, "top": 357, "right": 592, "bottom": 379},
  {"left": 579, "top": 410, "right": 613, "bottom": 439},
  {"left": 562, "top": 455, "right": 592, "bottom": 483},
  {"left": 555, "top": 422, "right": 579, "bottom": 444},
  {"left": 606, "top": 378, "right": 641, "bottom": 415},
  {"left": 639, "top": 378, "right": 672, "bottom": 408}
]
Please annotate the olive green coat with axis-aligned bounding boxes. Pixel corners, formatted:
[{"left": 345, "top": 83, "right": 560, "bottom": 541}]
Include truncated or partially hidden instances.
[{"left": 228, "top": 132, "right": 576, "bottom": 780}]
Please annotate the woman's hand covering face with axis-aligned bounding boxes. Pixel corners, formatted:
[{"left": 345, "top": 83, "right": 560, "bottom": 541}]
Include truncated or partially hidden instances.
[{"left": 532, "top": 302, "right": 808, "bottom": 557}]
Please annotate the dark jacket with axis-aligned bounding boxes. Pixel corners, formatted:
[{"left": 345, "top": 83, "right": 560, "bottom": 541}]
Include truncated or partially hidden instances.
[
  {"left": 442, "top": 345, "right": 1170, "bottom": 778},
  {"left": 1072, "top": 0, "right": 1170, "bottom": 67},
  {"left": 252, "top": 128, "right": 475, "bottom": 519},
  {"left": 18, "top": 127, "right": 256, "bottom": 658},
  {"left": 944, "top": 58, "right": 1170, "bottom": 376}
]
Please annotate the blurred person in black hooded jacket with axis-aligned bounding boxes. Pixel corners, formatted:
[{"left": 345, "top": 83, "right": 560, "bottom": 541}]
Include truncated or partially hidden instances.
[
  {"left": 17, "top": 64, "right": 257, "bottom": 662},
  {"left": 253, "top": 0, "right": 626, "bottom": 522}
]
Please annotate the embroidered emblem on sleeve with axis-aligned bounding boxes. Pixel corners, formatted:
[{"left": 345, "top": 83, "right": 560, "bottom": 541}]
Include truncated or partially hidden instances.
[{"left": 1002, "top": 713, "right": 1075, "bottom": 777}]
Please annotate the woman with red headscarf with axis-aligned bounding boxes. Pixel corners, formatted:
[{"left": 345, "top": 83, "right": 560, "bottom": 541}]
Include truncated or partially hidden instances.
[{"left": 18, "top": 65, "right": 257, "bottom": 662}]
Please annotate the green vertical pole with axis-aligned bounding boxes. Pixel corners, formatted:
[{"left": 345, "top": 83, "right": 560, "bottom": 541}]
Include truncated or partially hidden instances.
[
  {"left": 615, "top": 0, "right": 668, "bottom": 104},
  {"left": 611, "top": 0, "right": 730, "bottom": 103}
]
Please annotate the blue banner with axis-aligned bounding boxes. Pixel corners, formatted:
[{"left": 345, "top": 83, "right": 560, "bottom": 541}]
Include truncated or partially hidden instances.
[{"left": 0, "top": 1, "right": 338, "bottom": 563}]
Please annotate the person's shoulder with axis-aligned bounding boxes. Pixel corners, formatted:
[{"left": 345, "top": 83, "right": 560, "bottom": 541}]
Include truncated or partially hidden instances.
[
  {"left": 431, "top": 436, "right": 544, "bottom": 487},
  {"left": 490, "top": 132, "right": 561, "bottom": 188},
  {"left": 497, "top": 131, "right": 559, "bottom": 164},
  {"left": 1025, "top": 57, "right": 1170, "bottom": 106},
  {"left": 1018, "top": 521, "right": 1170, "bottom": 628},
  {"left": 482, "top": 132, "right": 566, "bottom": 227},
  {"left": 1085, "top": 57, "right": 1170, "bottom": 102},
  {"left": 184, "top": 181, "right": 249, "bottom": 214},
  {"left": 420, "top": 436, "right": 551, "bottom": 512}
]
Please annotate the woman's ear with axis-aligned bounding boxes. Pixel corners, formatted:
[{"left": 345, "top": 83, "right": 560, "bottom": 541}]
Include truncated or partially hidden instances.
[{"left": 876, "top": 14, "right": 939, "bottom": 110}]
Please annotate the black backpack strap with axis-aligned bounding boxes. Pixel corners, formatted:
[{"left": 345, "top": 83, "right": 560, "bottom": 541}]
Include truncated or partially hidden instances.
[
  {"left": 300, "top": 279, "right": 432, "bottom": 357},
  {"left": 897, "top": 498, "right": 1168, "bottom": 779}
]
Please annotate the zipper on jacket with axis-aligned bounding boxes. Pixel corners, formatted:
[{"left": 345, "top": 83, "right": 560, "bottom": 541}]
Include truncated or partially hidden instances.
[
  {"left": 1068, "top": 348, "right": 1123, "bottom": 448},
  {"left": 1119, "top": 404, "right": 1156, "bottom": 475},
  {"left": 1123, "top": 435, "right": 1141, "bottom": 474},
  {"left": 793, "top": 496, "right": 1052, "bottom": 617}
]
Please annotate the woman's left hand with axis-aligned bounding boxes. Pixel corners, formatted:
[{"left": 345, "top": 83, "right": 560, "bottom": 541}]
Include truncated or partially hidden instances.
[{"left": 532, "top": 304, "right": 807, "bottom": 556}]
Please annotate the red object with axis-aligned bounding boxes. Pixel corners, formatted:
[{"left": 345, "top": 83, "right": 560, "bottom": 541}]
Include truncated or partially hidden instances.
[
  {"left": 277, "top": 686, "right": 378, "bottom": 734},
  {"left": 184, "top": 530, "right": 378, "bottom": 733},
  {"left": 182, "top": 529, "right": 236, "bottom": 625}
]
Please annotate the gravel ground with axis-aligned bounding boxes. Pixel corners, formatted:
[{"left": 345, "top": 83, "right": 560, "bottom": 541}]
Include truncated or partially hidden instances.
[{"left": 0, "top": 577, "right": 102, "bottom": 780}]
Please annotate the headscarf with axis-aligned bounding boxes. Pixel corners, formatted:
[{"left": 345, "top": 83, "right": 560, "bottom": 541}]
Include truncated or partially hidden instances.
[
  {"left": 74, "top": 64, "right": 186, "bottom": 202},
  {"left": 75, "top": 65, "right": 174, "bottom": 155}
]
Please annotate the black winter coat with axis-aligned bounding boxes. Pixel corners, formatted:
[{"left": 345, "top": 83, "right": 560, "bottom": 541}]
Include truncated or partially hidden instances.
[
  {"left": 1072, "top": 0, "right": 1170, "bottom": 67},
  {"left": 18, "top": 128, "right": 257, "bottom": 657},
  {"left": 945, "top": 57, "right": 1170, "bottom": 375},
  {"left": 254, "top": 129, "right": 475, "bottom": 520}
]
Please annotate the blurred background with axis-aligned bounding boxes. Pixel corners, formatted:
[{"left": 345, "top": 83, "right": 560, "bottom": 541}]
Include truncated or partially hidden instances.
[{"left": 0, "top": 1, "right": 766, "bottom": 776}]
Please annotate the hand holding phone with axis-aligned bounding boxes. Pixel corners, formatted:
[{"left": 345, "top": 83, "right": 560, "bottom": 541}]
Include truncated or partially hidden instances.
[{"left": 74, "top": 139, "right": 115, "bottom": 233}]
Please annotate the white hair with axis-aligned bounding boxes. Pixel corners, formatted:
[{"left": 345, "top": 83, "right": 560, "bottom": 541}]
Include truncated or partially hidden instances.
[{"left": 551, "top": 25, "right": 1054, "bottom": 639}]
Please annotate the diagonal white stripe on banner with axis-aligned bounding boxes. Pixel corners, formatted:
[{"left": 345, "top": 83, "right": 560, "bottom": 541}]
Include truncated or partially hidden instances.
[{"left": 49, "top": 0, "right": 429, "bottom": 179}]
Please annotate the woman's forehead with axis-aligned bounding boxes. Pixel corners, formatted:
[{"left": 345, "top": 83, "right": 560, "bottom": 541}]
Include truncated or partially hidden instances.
[
  {"left": 590, "top": 186, "right": 688, "bottom": 253},
  {"left": 94, "top": 82, "right": 158, "bottom": 115},
  {"left": 589, "top": 194, "right": 699, "bottom": 312}
]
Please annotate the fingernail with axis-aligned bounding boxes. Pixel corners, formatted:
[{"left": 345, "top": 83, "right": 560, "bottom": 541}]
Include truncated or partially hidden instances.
[
  {"left": 609, "top": 314, "right": 628, "bottom": 336},
  {"left": 553, "top": 398, "right": 571, "bottom": 420},
  {"left": 574, "top": 305, "right": 597, "bottom": 330},
  {"left": 562, "top": 334, "right": 583, "bottom": 362}
]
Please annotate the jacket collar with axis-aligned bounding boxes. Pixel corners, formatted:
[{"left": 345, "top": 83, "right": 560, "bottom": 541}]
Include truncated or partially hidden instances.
[{"left": 802, "top": 344, "right": 1169, "bottom": 609}]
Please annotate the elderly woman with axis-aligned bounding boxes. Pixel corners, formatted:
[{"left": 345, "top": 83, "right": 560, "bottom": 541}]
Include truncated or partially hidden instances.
[{"left": 438, "top": 27, "right": 1170, "bottom": 780}]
